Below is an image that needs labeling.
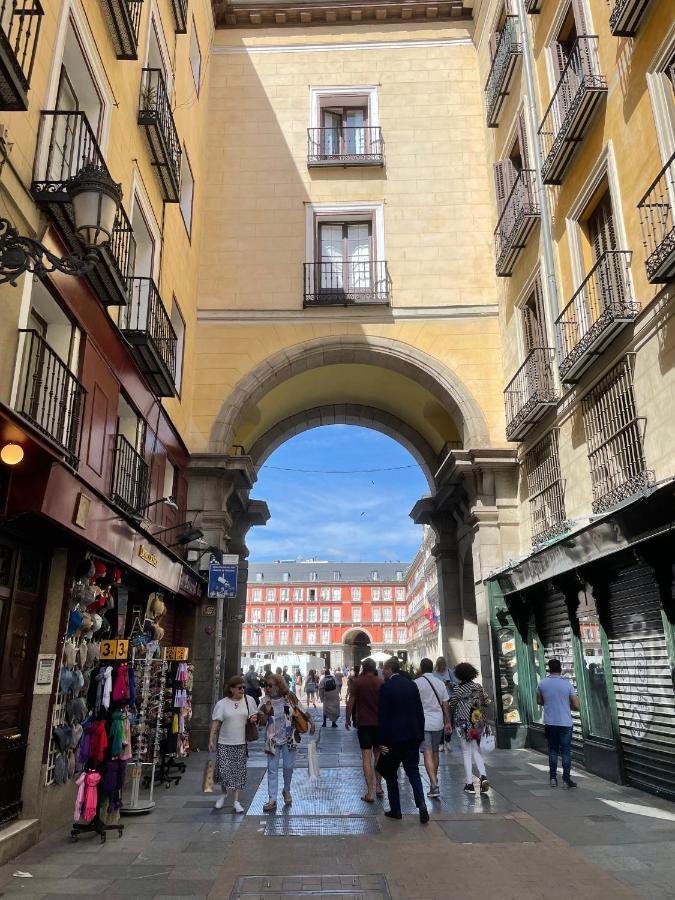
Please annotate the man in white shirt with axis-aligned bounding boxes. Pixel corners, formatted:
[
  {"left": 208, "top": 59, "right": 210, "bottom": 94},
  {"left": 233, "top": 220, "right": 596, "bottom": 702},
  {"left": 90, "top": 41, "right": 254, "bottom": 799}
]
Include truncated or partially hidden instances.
[{"left": 415, "top": 658, "right": 452, "bottom": 799}]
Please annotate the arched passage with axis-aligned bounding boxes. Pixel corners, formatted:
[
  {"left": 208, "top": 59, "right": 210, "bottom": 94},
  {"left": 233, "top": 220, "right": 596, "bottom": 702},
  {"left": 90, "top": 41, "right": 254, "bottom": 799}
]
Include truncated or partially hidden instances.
[{"left": 342, "top": 628, "right": 374, "bottom": 669}]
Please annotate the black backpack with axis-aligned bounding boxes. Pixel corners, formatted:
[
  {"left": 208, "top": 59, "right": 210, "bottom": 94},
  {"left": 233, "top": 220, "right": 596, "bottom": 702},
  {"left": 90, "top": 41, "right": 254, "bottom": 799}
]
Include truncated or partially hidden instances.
[{"left": 324, "top": 676, "right": 336, "bottom": 692}]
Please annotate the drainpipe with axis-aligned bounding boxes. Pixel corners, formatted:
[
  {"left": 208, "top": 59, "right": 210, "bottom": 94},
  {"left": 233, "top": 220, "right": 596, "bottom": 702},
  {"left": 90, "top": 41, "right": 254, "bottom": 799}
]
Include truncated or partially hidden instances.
[{"left": 515, "top": 0, "right": 560, "bottom": 354}]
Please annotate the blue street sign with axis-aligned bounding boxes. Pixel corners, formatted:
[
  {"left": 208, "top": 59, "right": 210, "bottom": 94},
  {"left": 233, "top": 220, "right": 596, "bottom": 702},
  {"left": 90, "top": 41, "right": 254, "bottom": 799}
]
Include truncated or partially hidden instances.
[{"left": 208, "top": 561, "right": 238, "bottom": 599}]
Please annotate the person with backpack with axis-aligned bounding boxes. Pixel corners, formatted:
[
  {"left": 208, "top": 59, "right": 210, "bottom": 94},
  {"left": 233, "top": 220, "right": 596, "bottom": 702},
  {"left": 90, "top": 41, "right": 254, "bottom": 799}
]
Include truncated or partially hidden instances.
[
  {"left": 319, "top": 668, "right": 340, "bottom": 727},
  {"left": 449, "top": 662, "right": 491, "bottom": 794},
  {"left": 244, "top": 664, "right": 261, "bottom": 703},
  {"left": 304, "top": 669, "right": 318, "bottom": 707},
  {"left": 415, "top": 658, "right": 452, "bottom": 799}
]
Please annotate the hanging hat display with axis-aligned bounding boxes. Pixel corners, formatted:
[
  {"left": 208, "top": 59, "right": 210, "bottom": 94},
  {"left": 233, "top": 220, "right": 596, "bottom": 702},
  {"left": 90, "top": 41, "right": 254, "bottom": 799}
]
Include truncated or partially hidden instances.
[
  {"left": 148, "top": 593, "right": 166, "bottom": 619},
  {"left": 112, "top": 566, "right": 122, "bottom": 584},
  {"left": 67, "top": 608, "right": 84, "bottom": 637}
]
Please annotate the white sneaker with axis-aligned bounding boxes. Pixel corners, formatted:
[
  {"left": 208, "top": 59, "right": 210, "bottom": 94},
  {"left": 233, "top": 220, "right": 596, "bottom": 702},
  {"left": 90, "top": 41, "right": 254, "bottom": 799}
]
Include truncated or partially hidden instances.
[
  {"left": 233, "top": 800, "right": 244, "bottom": 813},
  {"left": 214, "top": 794, "right": 226, "bottom": 809}
]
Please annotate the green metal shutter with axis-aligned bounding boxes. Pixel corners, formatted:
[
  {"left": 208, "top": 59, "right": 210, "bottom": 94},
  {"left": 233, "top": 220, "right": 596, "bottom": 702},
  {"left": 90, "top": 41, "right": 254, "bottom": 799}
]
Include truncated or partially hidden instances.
[{"left": 605, "top": 562, "right": 675, "bottom": 800}]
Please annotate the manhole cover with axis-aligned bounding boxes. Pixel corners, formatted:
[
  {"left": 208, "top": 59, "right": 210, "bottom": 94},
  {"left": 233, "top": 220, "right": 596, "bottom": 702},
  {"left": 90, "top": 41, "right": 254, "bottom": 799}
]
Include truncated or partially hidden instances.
[
  {"left": 264, "top": 818, "right": 380, "bottom": 836},
  {"left": 230, "top": 873, "right": 389, "bottom": 898}
]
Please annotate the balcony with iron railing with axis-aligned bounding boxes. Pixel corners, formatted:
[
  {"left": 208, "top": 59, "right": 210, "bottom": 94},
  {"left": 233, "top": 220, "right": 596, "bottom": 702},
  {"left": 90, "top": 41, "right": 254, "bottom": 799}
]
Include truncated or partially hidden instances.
[
  {"left": 304, "top": 260, "right": 390, "bottom": 307},
  {"left": 538, "top": 37, "right": 607, "bottom": 185},
  {"left": 609, "top": 0, "right": 652, "bottom": 36},
  {"left": 101, "top": 0, "right": 143, "bottom": 59},
  {"left": 119, "top": 276, "right": 178, "bottom": 396},
  {"left": 637, "top": 151, "right": 675, "bottom": 284},
  {"left": 307, "top": 127, "right": 384, "bottom": 166},
  {"left": 0, "top": 0, "right": 43, "bottom": 111},
  {"left": 170, "top": 0, "right": 188, "bottom": 33},
  {"left": 111, "top": 433, "right": 150, "bottom": 514},
  {"left": 504, "top": 347, "right": 558, "bottom": 441},
  {"left": 31, "top": 110, "right": 135, "bottom": 307},
  {"left": 494, "top": 169, "right": 540, "bottom": 276},
  {"left": 138, "top": 68, "right": 181, "bottom": 202},
  {"left": 485, "top": 16, "right": 522, "bottom": 128},
  {"left": 555, "top": 250, "right": 639, "bottom": 383},
  {"left": 15, "top": 329, "right": 86, "bottom": 466}
]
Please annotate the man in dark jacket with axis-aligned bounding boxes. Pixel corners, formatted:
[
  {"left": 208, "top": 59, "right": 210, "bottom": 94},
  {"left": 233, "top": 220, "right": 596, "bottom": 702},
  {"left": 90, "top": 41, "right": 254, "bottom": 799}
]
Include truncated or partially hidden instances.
[{"left": 378, "top": 657, "right": 429, "bottom": 823}]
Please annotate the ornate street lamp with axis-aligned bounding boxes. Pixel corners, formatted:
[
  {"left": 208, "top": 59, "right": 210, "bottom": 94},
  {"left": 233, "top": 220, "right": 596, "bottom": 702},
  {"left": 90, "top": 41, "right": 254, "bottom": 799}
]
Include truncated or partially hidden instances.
[{"left": 0, "top": 165, "right": 122, "bottom": 286}]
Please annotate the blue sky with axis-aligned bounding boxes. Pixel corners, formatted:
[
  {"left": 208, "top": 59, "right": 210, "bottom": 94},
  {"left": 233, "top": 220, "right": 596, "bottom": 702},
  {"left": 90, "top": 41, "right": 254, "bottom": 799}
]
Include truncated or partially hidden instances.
[{"left": 248, "top": 425, "right": 429, "bottom": 564}]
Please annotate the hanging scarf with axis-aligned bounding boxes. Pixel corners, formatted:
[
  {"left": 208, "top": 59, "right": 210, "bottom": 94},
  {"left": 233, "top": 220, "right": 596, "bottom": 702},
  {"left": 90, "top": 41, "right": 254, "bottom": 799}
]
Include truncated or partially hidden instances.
[
  {"left": 112, "top": 664, "right": 129, "bottom": 704},
  {"left": 95, "top": 666, "right": 113, "bottom": 715},
  {"left": 101, "top": 759, "right": 127, "bottom": 813},
  {"left": 74, "top": 771, "right": 101, "bottom": 822},
  {"left": 109, "top": 710, "right": 125, "bottom": 756}
]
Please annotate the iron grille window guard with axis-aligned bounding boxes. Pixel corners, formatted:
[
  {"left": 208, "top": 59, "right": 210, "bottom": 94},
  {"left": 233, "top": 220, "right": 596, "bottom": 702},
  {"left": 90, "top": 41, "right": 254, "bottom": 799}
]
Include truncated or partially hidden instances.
[
  {"left": 138, "top": 68, "right": 181, "bottom": 202},
  {"left": 581, "top": 356, "right": 654, "bottom": 514},
  {"left": 538, "top": 37, "right": 606, "bottom": 185},
  {"left": 525, "top": 430, "right": 569, "bottom": 546},
  {"left": 555, "top": 250, "right": 639, "bottom": 383},
  {"left": 307, "top": 127, "right": 384, "bottom": 165},
  {"left": 637, "top": 150, "right": 675, "bottom": 285},
  {"left": 485, "top": 16, "right": 522, "bottom": 128},
  {"left": 31, "top": 110, "right": 135, "bottom": 305},
  {"left": 0, "top": 0, "right": 43, "bottom": 110},
  {"left": 504, "top": 347, "right": 558, "bottom": 441},
  {"left": 494, "top": 169, "right": 540, "bottom": 276},
  {"left": 101, "top": 0, "right": 143, "bottom": 59},
  {"left": 171, "top": 0, "right": 188, "bottom": 33},
  {"left": 15, "top": 329, "right": 86, "bottom": 465},
  {"left": 112, "top": 432, "right": 149, "bottom": 514},
  {"left": 304, "top": 260, "right": 390, "bottom": 307},
  {"left": 609, "top": 0, "right": 652, "bottom": 36},
  {"left": 120, "top": 276, "right": 178, "bottom": 395}
]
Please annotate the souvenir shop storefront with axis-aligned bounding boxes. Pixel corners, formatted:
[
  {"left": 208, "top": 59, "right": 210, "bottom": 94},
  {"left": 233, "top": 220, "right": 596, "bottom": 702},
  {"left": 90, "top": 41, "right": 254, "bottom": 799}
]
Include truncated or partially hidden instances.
[{"left": 487, "top": 480, "right": 675, "bottom": 801}]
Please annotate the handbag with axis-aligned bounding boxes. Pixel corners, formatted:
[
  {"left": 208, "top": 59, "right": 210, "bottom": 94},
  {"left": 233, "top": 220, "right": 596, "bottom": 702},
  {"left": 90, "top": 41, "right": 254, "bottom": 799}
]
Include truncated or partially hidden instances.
[
  {"left": 480, "top": 724, "right": 496, "bottom": 753},
  {"left": 244, "top": 696, "right": 259, "bottom": 742},
  {"left": 291, "top": 704, "right": 310, "bottom": 734}
]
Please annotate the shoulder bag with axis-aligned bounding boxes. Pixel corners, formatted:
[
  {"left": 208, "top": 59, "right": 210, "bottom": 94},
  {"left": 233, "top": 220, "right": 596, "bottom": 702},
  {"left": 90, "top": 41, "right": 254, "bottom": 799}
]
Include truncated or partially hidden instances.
[{"left": 244, "top": 695, "right": 259, "bottom": 743}]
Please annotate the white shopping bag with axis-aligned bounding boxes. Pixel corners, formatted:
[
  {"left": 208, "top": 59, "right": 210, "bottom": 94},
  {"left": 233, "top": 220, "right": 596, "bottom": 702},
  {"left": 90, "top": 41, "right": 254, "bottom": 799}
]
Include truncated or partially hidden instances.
[{"left": 308, "top": 737, "right": 321, "bottom": 782}]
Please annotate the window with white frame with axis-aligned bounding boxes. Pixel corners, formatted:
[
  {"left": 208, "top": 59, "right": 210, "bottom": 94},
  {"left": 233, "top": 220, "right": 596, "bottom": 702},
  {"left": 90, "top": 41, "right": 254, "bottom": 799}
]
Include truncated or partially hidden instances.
[
  {"left": 320, "top": 607, "right": 330, "bottom": 623},
  {"left": 266, "top": 588, "right": 276, "bottom": 602},
  {"left": 308, "top": 608, "right": 318, "bottom": 623},
  {"left": 251, "top": 609, "right": 261, "bottom": 624},
  {"left": 280, "top": 588, "right": 290, "bottom": 601},
  {"left": 372, "top": 608, "right": 381, "bottom": 622},
  {"left": 307, "top": 629, "right": 317, "bottom": 644},
  {"left": 308, "top": 588, "right": 316, "bottom": 602},
  {"left": 352, "top": 608, "right": 362, "bottom": 623},
  {"left": 320, "top": 587, "right": 329, "bottom": 601},
  {"left": 282, "top": 572, "right": 290, "bottom": 582},
  {"left": 333, "top": 570, "right": 341, "bottom": 581},
  {"left": 333, "top": 608, "right": 341, "bottom": 623},
  {"left": 293, "top": 588, "right": 303, "bottom": 601},
  {"left": 332, "top": 587, "right": 341, "bottom": 601},
  {"left": 372, "top": 588, "right": 381, "bottom": 601},
  {"left": 293, "top": 608, "right": 304, "bottom": 623},
  {"left": 280, "top": 608, "right": 289, "bottom": 623},
  {"left": 351, "top": 587, "right": 361, "bottom": 601},
  {"left": 280, "top": 629, "right": 289, "bottom": 644},
  {"left": 397, "top": 627, "right": 407, "bottom": 643},
  {"left": 265, "top": 630, "right": 274, "bottom": 645},
  {"left": 293, "top": 630, "right": 303, "bottom": 645},
  {"left": 396, "top": 587, "right": 405, "bottom": 601},
  {"left": 170, "top": 299, "right": 185, "bottom": 393},
  {"left": 252, "top": 588, "right": 262, "bottom": 602},
  {"left": 396, "top": 607, "right": 406, "bottom": 622},
  {"left": 383, "top": 628, "right": 393, "bottom": 643},
  {"left": 179, "top": 148, "right": 194, "bottom": 236},
  {"left": 189, "top": 19, "right": 201, "bottom": 93},
  {"left": 310, "top": 571, "right": 318, "bottom": 582},
  {"left": 265, "top": 608, "right": 275, "bottom": 623},
  {"left": 383, "top": 587, "right": 392, "bottom": 600},
  {"left": 308, "top": 86, "right": 381, "bottom": 162},
  {"left": 383, "top": 607, "right": 393, "bottom": 622},
  {"left": 396, "top": 570, "right": 404, "bottom": 581},
  {"left": 321, "top": 629, "right": 330, "bottom": 644},
  {"left": 255, "top": 572, "right": 263, "bottom": 582},
  {"left": 371, "top": 570, "right": 379, "bottom": 581}
]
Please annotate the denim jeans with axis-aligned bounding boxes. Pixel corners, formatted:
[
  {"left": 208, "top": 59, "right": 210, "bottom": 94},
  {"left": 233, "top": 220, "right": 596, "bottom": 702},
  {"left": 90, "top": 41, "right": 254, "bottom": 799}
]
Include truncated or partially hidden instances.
[
  {"left": 545, "top": 724, "right": 573, "bottom": 782},
  {"left": 266, "top": 742, "right": 296, "bottom": 801}
]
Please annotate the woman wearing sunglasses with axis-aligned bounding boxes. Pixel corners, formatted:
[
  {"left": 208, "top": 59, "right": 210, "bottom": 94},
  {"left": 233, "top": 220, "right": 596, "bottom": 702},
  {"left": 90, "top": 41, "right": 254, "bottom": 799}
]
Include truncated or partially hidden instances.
[{"left": 209, "top": 676, "right": 258, "bottom": 811}]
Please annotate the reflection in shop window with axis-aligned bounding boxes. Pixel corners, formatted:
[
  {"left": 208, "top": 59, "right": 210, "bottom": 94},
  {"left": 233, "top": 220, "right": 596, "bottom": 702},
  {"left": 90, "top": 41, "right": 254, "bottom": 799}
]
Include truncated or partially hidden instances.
[
  {"left": 495, "top": 626, "right": 521, "bottom": 724},
  {"left": 578, "top": 607, "right": 613, "bottom": 740}
]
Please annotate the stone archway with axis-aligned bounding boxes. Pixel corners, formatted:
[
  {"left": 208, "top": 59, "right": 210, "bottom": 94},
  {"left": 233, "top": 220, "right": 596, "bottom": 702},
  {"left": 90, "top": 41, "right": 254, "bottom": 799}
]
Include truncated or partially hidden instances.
[{"left": 343, "top": 628, "right": 373, "bottom": 669}]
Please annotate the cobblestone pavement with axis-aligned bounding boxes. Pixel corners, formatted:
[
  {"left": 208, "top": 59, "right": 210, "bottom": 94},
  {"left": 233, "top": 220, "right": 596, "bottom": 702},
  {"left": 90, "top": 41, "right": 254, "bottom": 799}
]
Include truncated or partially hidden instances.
[{"left": 1, "top": 704, "right": 674, "bottom": 898}]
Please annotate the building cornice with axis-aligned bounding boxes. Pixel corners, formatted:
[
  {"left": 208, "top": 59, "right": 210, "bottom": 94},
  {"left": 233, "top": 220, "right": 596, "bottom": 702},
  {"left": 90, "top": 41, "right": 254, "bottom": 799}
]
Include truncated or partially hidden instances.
[
  {"left": 197, "top": 304, "right": 498, "bottom": 323},
  {"left": 214, "top": 0, "right": 473, "bottom": 29}
]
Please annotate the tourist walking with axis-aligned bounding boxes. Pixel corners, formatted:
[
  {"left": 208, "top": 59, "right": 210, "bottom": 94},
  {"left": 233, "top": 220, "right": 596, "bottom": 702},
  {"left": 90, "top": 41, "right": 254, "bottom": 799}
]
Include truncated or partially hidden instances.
[
  {"left": 376, "top": 661, "right": 385, "bottom": 680},
  {"left": 244, "top": 664, "right": 262, "bottom": 702},
  {"left": 449, "top": 663, "right": 491, "bottom": 794},
  {"left": 258, "top": 673, "right": 314, "bottom": 813},
  {"left": 415, "top": 658, "right": 452, "bottom": 799},
  {"left": 536, "top": 658, "right": 580, "bottom": 789},
  {"left": 434, "top": 656, "right": 456, "bottom": 752},
  {"left": 305, "top": 669, "right": 318, "bottom": 707},
  {"left": 377, "top": 657, "right": 429, "bottom": 824},
  {"left": 334, "top": 667, "right": 344, "bottom": 698},
  {"left": 346, "top": 658, "right": 384, "bottom": 802},
  {"left": 208, "top": 675, "right": 259, "bottom": 812},
  {"left": 319, "top": 668, "right": 340, "bottom": 727},
  {"left": 346, "top": 666, "right": 358, "bottom": 726}
]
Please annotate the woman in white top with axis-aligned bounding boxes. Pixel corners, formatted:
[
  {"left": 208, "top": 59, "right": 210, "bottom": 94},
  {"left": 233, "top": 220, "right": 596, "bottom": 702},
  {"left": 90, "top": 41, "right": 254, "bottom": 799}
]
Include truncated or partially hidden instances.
[{"left": 209, "top": 675, "right": 258, "bottom": 811}]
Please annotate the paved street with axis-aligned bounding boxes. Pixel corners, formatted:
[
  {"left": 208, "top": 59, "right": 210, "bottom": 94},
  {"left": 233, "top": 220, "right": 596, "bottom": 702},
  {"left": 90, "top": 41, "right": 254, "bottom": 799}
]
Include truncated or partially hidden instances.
[{"left": 1, "top": 705, "right": 674, "bottom": 899}]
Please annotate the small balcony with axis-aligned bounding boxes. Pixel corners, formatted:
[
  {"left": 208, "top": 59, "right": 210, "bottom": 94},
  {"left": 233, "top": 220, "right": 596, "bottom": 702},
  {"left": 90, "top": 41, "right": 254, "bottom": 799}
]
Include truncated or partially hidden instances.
[
  {"left": 138, "top": 68, "right": 181, "bottom": 202},
  {"left": 526, "top": 0, "right": 543, "bottom": 11},
  {"left": 170, "top": 0, "right": 188, "bottom": 33},
  {"left": 538, "top": 37, "right": 607, "bottom": 185},
  {"left": 101, "top": 0, "right": 143, "bottom": 59},
  {"left": 112, "top": 433, "right": 149, "bottom": 514},
  {"left": 31, "top": 111, "right": 135, "bottom": 307},
  {"left": 504, "top": 348, "right": 558, "bottom": 441},
  {"left": 119, "top": 277, "right": 178, "bottom": 397},
  {"left": 307, "top": 127, "right": 384, "bottom": 166},
  {"left": 609, "top": 0, "right": 652, "bottom": 36},
  {"left": 555, "top": 250, "right": 639, "bottom": 384},
  {"left": 0, "top": 0, "right": 43, "bottom": 111},
  {"left": 303, "top": 260, "right": 390, "bottom": 307},
  {"left": 494, "top": 169, "right": 540, "bottom": 277},
  {"left": 637, "top": 151, "right": 675, "bottom": 284},
  {"left": 485, "top": 16, "right": 522, "bottom": 128},
  {"left": 15, "top": 329, "right": 86, "bottom": 466}
]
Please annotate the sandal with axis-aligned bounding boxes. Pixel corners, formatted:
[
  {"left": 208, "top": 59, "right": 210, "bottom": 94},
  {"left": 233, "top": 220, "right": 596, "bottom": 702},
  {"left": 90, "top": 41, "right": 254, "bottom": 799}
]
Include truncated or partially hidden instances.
[{"left": 361, "top": 795, "right": 375, "bottom": 803}]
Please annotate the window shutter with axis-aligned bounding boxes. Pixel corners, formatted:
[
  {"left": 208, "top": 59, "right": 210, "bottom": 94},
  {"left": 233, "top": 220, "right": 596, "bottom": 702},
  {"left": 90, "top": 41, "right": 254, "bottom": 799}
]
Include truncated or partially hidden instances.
[
  {"left": 489, "top": 30, "right": 500, "bottom": 62},
  {"left": 493, "top": 159, "right": 517, "bottom": 216},
  {"left": 523, "top": 275, "right": 547, "bottom": 351},
  {"left": 517, "top": 108, "right": 530, "bottom": 168}
]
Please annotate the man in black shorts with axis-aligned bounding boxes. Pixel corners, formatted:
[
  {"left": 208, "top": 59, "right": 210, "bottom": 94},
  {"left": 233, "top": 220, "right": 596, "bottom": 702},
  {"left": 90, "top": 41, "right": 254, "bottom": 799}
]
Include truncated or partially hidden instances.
[{"left": 346, "top": 658, "right": 383, "bottom": 802}]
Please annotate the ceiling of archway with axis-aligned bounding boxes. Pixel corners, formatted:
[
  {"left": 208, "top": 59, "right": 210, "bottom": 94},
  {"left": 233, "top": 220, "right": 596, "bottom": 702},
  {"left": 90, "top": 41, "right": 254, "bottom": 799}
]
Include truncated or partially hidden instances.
[{"left": 233, "top": 363, "right": 461, "bottom": 454}]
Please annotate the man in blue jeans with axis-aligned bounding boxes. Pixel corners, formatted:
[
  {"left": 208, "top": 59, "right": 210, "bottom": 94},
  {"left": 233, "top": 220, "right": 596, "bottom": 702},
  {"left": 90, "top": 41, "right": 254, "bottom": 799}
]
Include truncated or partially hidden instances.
[{"left": 536, "top": 658, "right": 580, "bottom": 789}]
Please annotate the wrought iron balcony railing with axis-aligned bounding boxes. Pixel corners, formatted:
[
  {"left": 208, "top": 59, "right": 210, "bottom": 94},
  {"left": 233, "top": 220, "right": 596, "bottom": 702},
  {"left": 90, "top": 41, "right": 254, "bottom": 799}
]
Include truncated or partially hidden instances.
[
  {"left": 138, "top": 68, "right": 181, "bottom": 202},
  {"left": 303, "top": 260, "right": 390, "bottom": 307},
  {"left": 485, "top": 16, "right": 522, "bottom": 128},
  {"left": 15, "top": 329, "right": 86, "bottom": 465},
  {"left": 525, "top": 430, "right": 570, "bottom": 546},
  {"left": 538, "top": 37, "right": 607, "bottom": 185},
  {"left": 120, "top": 276, "right": 178, "bottom": 396},
  {"left": 504, "top": 347, "right": 558, "bottom": 441},
  {"left": 609, "top": 0, "right": 652, "bottom": 36},
  {"left": 0, "top": 0, "right": 43, "bottom": 110},
  {"left": 494, "top": 169, "right": 540, "bottom": 276},
  {"left": 307, "top": 127, "right": 384, "bottom": 166},
  {"left": 637, "top": 151, "right": 675, "bottom": 285},
  {"left": 555, "top": 250, "right": 639, "bottom": 383},
  {"left": 31, "top": 110, "right": 135, "bottom": 306},
  {"left": 526, "top": 0, "right": 543, "bottom": 11},
  {"left": 112, "top": 433, "right": 150, "bottom": 514},
  {"left": 101, "top": 0, "right": 143, "bottom": 59},
  {"left": 171, "top": 0, "right": 188, "bottom": 33}
]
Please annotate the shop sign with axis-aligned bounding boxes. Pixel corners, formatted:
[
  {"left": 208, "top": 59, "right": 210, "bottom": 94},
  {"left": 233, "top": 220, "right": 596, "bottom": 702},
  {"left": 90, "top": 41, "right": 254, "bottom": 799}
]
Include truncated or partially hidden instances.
[
  {"left": 179, "top": 566, "right": 203, "bottom": 599},
  {"left": 208, "top": 555, "right": 239, "bottom": 599},
  {"left": 138, "top": 545, "right": 159, "bottom": 567},
  {"left": 100, "top": 639, "right": 129, "bottom": 660},
  {"left": 165, "top": 646, "right": 189, "bottom": 661},
  {"left": 201, "top": 605, "right": 216, "bottom": 617},
  {"left": 73, "top": 492, "right": 91, "bottom": 528}
]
